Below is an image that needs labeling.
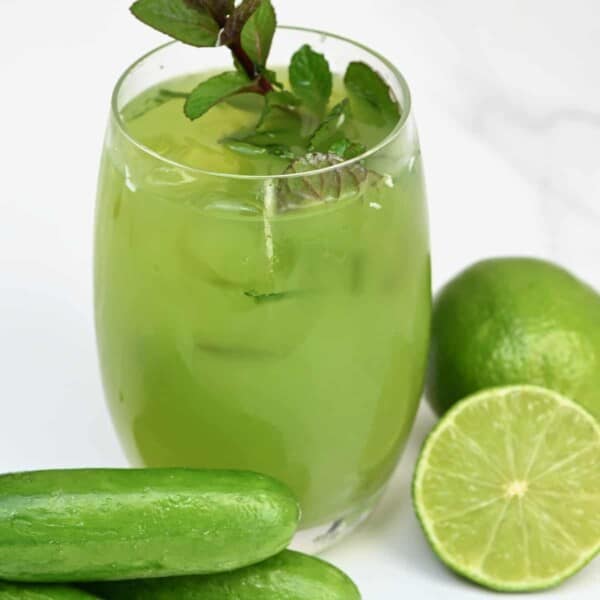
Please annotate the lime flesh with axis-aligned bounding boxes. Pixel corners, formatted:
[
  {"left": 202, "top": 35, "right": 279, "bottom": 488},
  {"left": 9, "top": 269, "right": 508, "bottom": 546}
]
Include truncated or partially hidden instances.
[{"left": 413, "top": 385, "right": 600, "bottom": 591}]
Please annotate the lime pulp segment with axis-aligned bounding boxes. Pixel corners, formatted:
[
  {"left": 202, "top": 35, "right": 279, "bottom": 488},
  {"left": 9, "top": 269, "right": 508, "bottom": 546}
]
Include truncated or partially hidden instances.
[{"left": 413, "top": 385, "right": 600, "bottom": 591}]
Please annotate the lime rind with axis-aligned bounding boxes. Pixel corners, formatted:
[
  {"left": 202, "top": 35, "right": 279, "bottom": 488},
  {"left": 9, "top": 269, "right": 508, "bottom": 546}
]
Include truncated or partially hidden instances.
[{"left": 413, "top": 385, "right": 600, "bottom": 592}]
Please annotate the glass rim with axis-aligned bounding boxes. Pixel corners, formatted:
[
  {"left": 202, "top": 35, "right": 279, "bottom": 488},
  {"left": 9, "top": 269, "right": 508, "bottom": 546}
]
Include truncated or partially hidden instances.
[{"left": 111, "top": 25, "right": 413, "bottom": 181}]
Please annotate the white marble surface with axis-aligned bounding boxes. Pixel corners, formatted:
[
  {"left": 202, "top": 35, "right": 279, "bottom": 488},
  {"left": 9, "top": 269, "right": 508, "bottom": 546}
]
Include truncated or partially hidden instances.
[{"left": 0, "top": 1, "right": 599, "bottom": 597}]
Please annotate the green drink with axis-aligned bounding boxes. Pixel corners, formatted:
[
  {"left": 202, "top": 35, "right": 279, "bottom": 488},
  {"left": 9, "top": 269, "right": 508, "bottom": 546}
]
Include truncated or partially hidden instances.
[{"left": 95, "top": 29, "right": 430, "bottom": 549}]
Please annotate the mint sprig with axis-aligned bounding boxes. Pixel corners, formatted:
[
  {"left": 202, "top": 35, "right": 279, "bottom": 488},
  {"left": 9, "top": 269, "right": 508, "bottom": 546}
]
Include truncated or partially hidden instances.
[
  {"left": 131, "top": 0, "right": 274, "bottom": 93},
  {"left": 129, "top": 0, "right": 402, "bottom": 201}
]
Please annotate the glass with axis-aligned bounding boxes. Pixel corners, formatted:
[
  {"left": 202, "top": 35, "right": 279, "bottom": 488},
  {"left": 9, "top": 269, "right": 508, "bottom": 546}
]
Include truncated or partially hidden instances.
[{"left": 94, "top": 27, "right": 431, "bottom": 552}]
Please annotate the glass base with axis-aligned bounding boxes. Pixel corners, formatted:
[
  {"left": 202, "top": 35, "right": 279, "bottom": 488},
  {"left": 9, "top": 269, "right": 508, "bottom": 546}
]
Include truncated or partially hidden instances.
[{"left": 289, "top": 487, "right": 385, "bottom": 554}]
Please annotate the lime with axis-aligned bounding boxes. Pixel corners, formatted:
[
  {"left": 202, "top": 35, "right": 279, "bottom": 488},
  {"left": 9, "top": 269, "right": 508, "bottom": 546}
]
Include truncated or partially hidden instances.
[
  {"left": 427, "top": 257, "right": 600, "bottom": 418},
  {"left": 413, "top": 385, "right": 600, "bottom": 591}
]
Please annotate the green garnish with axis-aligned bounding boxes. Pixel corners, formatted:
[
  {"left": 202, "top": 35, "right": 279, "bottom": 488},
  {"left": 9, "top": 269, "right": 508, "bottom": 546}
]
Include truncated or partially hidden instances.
[
  {"left": 309, "top": 99, "right": 351, "bottom": 152},
  {"left": 238, "top": 0, "right": 276, "bottom": 67},
  {"left": 184, "top": 71, "right": 256, "bottom": 119},
  {"left": 130, "top": 0, "right": 221, "bottom": 47},
  {"left": 277, "top": 153, "right": 384, "bottom": 210},
  {"left": 223, "top": 140, "right": 295, "bottom": 159},
  {"left": 288, "top": 44, "right": 332, "bottom": 117},
  {"left": 328, "top": 138, "right": 367, "bottom": 160},
  {"left": 344, "top": 61, "right": 400, "bottom": 129},
  {"left": 129, "top": 0, "right": 401, "bottom": 180}
]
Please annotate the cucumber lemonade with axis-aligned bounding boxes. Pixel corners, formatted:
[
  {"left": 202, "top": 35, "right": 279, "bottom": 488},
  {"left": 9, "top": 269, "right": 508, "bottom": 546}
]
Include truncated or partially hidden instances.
[{"left": 95, "top": 7, "right": 430, "bottom": 545}]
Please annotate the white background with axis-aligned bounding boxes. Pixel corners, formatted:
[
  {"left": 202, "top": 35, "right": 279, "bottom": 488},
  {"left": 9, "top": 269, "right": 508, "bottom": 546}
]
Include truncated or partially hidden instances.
[{"left": 1, "top": 0, "right": 599, "bottom": 597}]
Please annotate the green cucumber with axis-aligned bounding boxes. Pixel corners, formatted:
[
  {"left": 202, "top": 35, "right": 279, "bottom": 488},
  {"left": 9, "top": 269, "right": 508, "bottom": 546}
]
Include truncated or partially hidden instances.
[
  {"left": 85, "top": 550, "right": 362, "bottom": 599},
  {"left": 0, "top": 582, "right": 98, "bottom": 599},
  {"left": 0, "top": 468, "right": 299, "bottom": 582}
]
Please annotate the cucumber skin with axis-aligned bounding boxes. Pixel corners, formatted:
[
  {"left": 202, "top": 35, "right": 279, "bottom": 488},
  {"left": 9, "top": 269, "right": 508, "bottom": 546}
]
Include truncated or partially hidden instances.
[
  {"left": 0, "top": 469, "right": 299, "bottom": 582},
  {"left": 85, "top": 550, "right": 361, "bottom": 600},
  {"left": 0, "top": 582, "right": 98, "bottom": 599}
]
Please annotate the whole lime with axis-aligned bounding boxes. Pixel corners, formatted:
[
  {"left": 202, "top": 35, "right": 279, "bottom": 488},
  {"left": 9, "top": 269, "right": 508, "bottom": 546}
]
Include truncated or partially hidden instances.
[{"left": 427, "top": 257, "right": 600, "bottom": 419}]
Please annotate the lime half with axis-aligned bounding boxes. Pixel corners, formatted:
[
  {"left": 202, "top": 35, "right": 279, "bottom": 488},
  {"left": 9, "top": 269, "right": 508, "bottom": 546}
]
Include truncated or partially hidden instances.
[{"left": 413, "top": 385, "right": 600, "bottom": 591}]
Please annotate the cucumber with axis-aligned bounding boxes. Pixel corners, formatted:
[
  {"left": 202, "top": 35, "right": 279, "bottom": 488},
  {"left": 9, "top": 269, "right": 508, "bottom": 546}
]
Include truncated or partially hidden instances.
[
  {"left": 0, "top": 468, "right": 299, "bottom": 582},
  {"left": 0, "top": 582, "right": 98, "bottom": 599},
  {"left": 85, "top": 550, "right": 362, "bottom": 599}
]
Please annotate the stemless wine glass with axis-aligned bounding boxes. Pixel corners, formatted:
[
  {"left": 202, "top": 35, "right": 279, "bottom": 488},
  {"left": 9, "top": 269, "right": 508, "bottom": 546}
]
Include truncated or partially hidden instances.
[{"left": 94, "top": 27, "right": 431, "bottom": 552}]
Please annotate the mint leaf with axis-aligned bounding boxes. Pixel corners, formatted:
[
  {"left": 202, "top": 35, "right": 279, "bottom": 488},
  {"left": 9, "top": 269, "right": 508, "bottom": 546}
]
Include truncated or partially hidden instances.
[
  {"left": 130, "top": 0, "right": 220, "bottom": 47},
  {"left": 223, "top": 92, "right": 264, "bottom": 112},
  {"left": 223, "top": 90, "right": 303, "bottom": 154},
  {"left": 277, "top": 152, "right": 375, "bottom": 209},
  {"left": 227, "top": 90, "right": 301, "bottom": 147},
  {"left": 255, "top": 100, "right": 303, "bottom": 145},
  {"left": 184, "top": 72, "right": 258, "bottom": 120},
  {"left": 188, "top": 0, "right": 233, "bottom": 25},
  {"left": 241, "top": 0, "right": 276, "bottom": 67},
  {"left": 328, "top": 138, "right": 366, "bottom": 160},
  {"left": 309, "top": 100, "right": 366, "bottom": 159},
  {"left": 257, "top": 90, "right": 299, "bottom": 125},
  {"left": 224, "top": 140, "right": 294, "bottom": 159},
  {"left": 241, "top": 110, "right": 303, "bottom": 149},
  {"left": 309, "top": 99, "right": 350, "bottom": 152},
  {"left": 289, "top": 44, "right": 332, "bottom": 116},
  {"left": 343, "top": 61, "right": 400, "bottom": 130}
]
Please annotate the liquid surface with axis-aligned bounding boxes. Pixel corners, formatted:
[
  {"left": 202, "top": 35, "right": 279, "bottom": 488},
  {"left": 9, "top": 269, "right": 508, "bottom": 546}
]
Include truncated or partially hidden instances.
[
  {"left": 121, "top": 71, "right": 389, "bottom": 176},
  {"left": 95, "top": 72, "right": 431, "bottom": 527}
]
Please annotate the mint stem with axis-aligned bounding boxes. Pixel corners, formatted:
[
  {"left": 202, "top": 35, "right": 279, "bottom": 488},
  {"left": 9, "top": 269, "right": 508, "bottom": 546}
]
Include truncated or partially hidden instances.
[
  {"left": 211, "top": 8, "right": 273, "bottom": 94},
  {"left": 229, "top": 40, "right": 273, "bottom": 93}
]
